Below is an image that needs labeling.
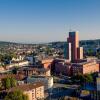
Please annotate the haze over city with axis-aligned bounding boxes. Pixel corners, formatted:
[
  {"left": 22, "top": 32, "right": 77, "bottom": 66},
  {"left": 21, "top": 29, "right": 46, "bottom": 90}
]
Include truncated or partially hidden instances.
[{"left": 0, "top": 0, "right": 100, "bottom": 43}]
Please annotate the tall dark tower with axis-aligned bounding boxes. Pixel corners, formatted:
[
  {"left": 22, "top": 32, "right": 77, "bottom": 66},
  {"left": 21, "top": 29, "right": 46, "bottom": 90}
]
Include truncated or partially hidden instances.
[{"left": 66, "top": 31, "right": 83, "bottom": 61}]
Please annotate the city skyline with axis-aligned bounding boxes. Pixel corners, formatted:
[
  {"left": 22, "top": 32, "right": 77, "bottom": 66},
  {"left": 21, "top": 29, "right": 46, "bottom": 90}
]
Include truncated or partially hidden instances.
[{"left": 0, "top": 0, "right": 100, "bottom": 43}]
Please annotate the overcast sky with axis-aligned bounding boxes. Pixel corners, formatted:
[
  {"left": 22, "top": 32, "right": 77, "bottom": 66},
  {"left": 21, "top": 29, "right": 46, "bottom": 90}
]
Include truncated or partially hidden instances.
[{"left": 0, "top": 0, "right": 100, "bottom": 43}]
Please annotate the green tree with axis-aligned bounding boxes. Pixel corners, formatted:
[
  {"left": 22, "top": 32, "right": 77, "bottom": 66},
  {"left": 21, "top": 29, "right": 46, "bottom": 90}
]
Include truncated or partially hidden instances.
[
  {"left": 2, "top": 77, "right": 17, "bottom": 90},
  {"left": 84, "top": 74, "right": 93, "bottom": 83},
  {"left": 2, "top": 78, "right": 11, "bottom": 90},
  {"left": 88, "top": 49, "right": 94, "bottom": 56},
  {"left": 10, "top": 77, "right": 17, "bottom": 87},
  {"left": 4, "top": 90, "right": 28, "bottom": 100},
  {"left": 71, "top": 73, "right": 85, "bottom": 84},
  {"left": 71, "top": 73, "right": 93, "bottom": 88},
  {"left": 10, "top": 53, "right": 17, "bottom": 59},
  {"left": 0, "top": 54, "right": 3, "bottom": 62},
  {"left": 0, "top": 53, "right": 16, "bottom": 63},
  {"left": 12, "top": 68, "right": 18, "bottom": 74},
  {"left": 96, "top": 51, "right": 100, "bottom": 59},
  {"left": 6, "top": 78, "right": 11, "bottom": 89}
]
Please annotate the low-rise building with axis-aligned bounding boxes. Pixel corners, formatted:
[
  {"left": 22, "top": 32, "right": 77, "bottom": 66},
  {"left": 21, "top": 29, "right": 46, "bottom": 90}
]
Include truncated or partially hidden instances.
[
  {"left": 17, "top": 67, "right": 51, "bottom": 77},
  {"left": 55, "top": 61, "right": 72, "bottom": 75},
  {"left": 12, "top": 55, "right": 25, "bottom": 62},
  {"left": 41, "top": 59, "right": 53, "bottom": 69},
  {"left": 8, "top": 82, "right": 44, "bottom": 100},
  {"left": 72, "top": 60, "right": 99, "bottom": 75},
  {"left": 26, "top": 55, "right": 38, "bottom": 65},
  {"left": 26, "top": 76, "right": 53, "bottom": 90},
  {"left": 53, "top": 58, "right": 72, "bottom": 75},
  {"left": 6, "top": 60, "right": 29, "bottom": 69}
]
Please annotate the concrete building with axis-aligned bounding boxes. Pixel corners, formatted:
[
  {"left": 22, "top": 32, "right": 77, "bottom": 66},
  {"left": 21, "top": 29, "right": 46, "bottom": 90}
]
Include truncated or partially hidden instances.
[
  {"left": 26, "top": 76, "right": 53, "bottom": 90},
  {"left": 8, "top": 82, "right": 44, "bottom": 100}
]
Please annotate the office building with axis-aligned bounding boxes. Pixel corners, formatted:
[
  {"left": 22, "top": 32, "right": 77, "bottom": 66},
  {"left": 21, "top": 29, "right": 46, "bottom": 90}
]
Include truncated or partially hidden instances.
[{"left": 66, "top": 31, "right": 83, "bottom": 61}]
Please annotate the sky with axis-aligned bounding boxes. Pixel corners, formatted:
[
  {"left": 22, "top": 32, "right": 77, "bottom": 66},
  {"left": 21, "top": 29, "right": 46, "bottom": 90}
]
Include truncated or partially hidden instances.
[{"left": 0, "top": 0, "right": 100, "bottom": 43}]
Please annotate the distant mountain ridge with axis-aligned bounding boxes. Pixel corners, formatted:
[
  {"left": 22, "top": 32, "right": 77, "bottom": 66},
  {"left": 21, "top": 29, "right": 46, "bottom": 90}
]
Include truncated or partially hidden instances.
[
  {"left": 0, "top": 41, "right": 20, "bottom": 45},
  {"left": 0, "top": 38, "right": 100, "bottom": 46}
]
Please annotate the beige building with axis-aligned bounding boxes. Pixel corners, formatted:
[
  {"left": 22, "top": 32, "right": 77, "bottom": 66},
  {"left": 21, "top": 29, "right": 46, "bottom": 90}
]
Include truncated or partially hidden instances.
[
  {"left": 8, "top": 82, "right": 44, "bottom": 100},
  {"left": 77, "top": 47, "right": 83, "bottom": 60},
  {"left": 72, "top": 61, "right": 99, "bottom": 75}
]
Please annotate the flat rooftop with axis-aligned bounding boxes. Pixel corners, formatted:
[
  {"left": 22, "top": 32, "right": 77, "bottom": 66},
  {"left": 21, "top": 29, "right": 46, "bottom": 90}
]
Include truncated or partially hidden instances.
[{"left": 8, "top": 82, "right": 44, "bottom": 92}]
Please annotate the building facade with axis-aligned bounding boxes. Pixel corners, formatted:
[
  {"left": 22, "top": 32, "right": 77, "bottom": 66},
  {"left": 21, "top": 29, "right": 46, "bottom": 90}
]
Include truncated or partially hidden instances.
[
  {"left": 77, "top": 47, "right": 83, "bottom": 60},
  {"left": 72, "top": 61, "right": 99, "bottom": 75},
  {"left": 66, "top": 31, "right": 83, "bottom": 61},
  {"left": 66, "top": 43, "right": 71, "bottom": 61},
  {"left": 55, "top": 61, "right": 72, "bottom": 76},
  {"left": 7, "top": 82, "right": 44, "bottom": 100},
  {"left": 17, "top": 67, "right": 51, "bottom": 77}
]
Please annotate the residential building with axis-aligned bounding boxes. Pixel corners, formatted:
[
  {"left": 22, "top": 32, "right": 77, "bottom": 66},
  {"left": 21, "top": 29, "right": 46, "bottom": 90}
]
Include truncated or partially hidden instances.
[{"left": 8, "top": 82, "right": 44, "bottom": 100}]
